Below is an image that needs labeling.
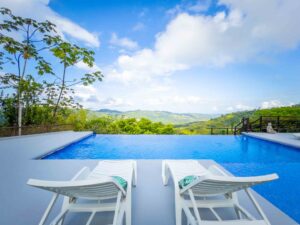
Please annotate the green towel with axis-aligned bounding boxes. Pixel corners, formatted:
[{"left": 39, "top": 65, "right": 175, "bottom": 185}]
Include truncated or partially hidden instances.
[
  {"left": 178, "top": 175, "right": 198, "bottom": 189},
  {"left": 112, "top": 176, "right": 128, "bottom": 190}
]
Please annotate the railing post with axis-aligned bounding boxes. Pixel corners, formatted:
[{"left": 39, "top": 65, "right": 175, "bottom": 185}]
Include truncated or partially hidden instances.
[{"left": 226, "top": 128, "right": 229, "bottom": 135}]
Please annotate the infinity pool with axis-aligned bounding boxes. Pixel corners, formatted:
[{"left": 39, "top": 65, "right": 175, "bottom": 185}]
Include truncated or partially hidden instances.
[{"left": 44, "top": 134, "right": 300, "bottom": 223}]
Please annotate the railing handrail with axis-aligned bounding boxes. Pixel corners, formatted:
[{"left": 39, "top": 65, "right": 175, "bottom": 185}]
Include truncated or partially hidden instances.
[
  {"left": 0, "top": 124, "right": 74, "bottom": 137},
  {"left": 0, "top": 124, "right": 72, "bottom": 129},
  {"left": 234, "top": 115, "right": 300, "bottom": 135}
]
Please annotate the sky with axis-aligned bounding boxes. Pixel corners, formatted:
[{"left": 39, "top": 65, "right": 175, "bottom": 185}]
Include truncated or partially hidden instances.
[{"left": 1, "top": 0, "right": 300, "bottom": 113}]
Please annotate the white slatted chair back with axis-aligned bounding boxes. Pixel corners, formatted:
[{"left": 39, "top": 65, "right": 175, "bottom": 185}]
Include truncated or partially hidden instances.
[
  {"left": 27, "top": 177, "right": 126, "bottom": 200},
  {"left": 181, "top": 174, "right": 278, "bottom": 196}
]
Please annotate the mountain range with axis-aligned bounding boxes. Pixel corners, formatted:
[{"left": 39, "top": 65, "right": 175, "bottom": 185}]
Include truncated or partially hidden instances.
[{"left": 88, "top": 109, "right": 220, "bottom": 125}]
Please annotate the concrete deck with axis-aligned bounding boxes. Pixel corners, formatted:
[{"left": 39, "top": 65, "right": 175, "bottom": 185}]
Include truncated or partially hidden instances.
[
  {"left": 243, "top": 132, "right": 300, "bottom": 149},
  {"left": 0, "top": 131, "right": 93, "bottom": 159},
  {"left": 0, "top": 132, "right": 298, "bottom": 225}
]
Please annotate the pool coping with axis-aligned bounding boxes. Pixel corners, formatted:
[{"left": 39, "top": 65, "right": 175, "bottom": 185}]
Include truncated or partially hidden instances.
[
  {"left": 36, "top": 132, "right": 94, "bottom": 159},
  {"left": 243, "top": 132, "right": 300, "bottom": 149}
]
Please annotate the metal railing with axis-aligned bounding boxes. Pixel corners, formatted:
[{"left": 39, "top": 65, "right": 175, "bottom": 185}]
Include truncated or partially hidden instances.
[
  {"left": 0, "top": 124, "right": 74, "bottom": 137},
  {"left": 234, "top": 116, "right": 300, "bottom": 134},
  {"left": 209, "top": 127, "right": 234, "bottom": 135}
]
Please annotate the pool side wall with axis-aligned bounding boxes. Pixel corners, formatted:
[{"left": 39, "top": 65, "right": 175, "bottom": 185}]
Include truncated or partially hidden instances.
[{"left": 243, "top": 132, "right": 300, "bottom": 149}]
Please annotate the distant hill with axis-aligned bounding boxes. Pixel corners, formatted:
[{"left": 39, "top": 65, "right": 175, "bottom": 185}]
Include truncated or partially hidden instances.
[
  {"left": 177, "top": 104, "right": 300, "bottom": 134},
  {"left": 88, "top": 109, "right": 219, "bottom": 125}
]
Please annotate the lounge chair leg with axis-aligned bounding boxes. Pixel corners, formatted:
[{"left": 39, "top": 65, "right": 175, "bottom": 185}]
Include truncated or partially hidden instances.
[
  {"left": 188, "top": 189, "right": 201, "bottom": 224},
  {"left": 245, "top": 189, "right": 271, "bottom": 225},
  {"left": 39, "top": 194, "right": 59, "bottom": 225},
  {"left": 182, "top": 200, "right": 197, "bottom": 225},
  {"left": 50, "top": 209, "right": 69, "bottom": 225},
  {"left": 86, "top": 211, "right": 96, "bottom": 225},
  {"left": 126, "top": 204, "right": 131, "bottom": 225},
  {"left": 117, "top": 205, "right": 125, "bottom": 225},
  {"left": 125, "top": 196, "right": 131, "bottom": 225},
  {"left": 175, "top": 191, "right": 182, "bottom": 225},
  {"left": 125, "top": 186, "right": 132, "bottom": 225},
  {"left": 113, "top": 191, "right": 122, "bottom": 225}
]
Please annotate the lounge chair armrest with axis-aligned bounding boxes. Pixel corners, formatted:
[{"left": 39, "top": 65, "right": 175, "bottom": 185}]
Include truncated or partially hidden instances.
[
  {"left": 27, "top": 177, "right": 114, "bottom": 188},
  {"left": 204, "top": 173, "right": 279, "bottom": 183},
  {"left": 208, "top": 165, "right": 229, "bottom": 177},
  {"left": 72, "top": 167, "right": 91, "bottom": 181},
  {"left": 132, "top": 161, "right": 137, "bottom": 186},
  {"left": 162, "top": 161, "right": 170, "bottom": 186}
]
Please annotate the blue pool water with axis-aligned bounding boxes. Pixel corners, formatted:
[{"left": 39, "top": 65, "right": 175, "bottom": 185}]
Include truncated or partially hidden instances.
[{"left": 44, "top": 134, "right": 300, "bottom": 222}]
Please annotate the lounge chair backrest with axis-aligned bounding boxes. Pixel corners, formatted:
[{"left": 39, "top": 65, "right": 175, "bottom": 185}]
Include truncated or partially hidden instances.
[
  {"left": 27, "top": 177, "right": 126, "bottom": 200},
  {"left": 180, "top": 173, "right": 278, "bottom": 196}
]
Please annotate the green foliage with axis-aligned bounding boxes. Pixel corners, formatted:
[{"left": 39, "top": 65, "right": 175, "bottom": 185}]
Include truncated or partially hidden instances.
[
  {"left": 177, "top": 105, "right": 300, "bottom": 134},
  {"left": 0, "top": 7, "right": 103, "bottom": 127},
  {"left": 82, "top": 116, "right": 175, "bottom": 134}
]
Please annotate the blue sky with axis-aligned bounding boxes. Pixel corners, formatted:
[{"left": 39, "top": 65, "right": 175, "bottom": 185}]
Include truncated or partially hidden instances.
[{"left": 1, "top": 0, "right": 300, "bottom": 113}]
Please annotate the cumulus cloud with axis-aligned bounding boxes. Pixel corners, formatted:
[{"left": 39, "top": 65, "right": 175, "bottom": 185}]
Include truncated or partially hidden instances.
[
  {"left": 260, "top": 100, "right": 283, "bottom": 109},
  {"left": 235, "top": 104, "right": 253, "bottom": 111},
  {"left": 167, "top": 0, "right": 211, "bottom": 15},
  {"left": 110, "top": 33, "right": 139, "bottom": 50},
  {"left": 75, "top": 61, "right": 101, "bottom": 73},
  {"left": 108, "top": 0, "right": 300, "bottom": 83},
  {"left": 73, "top": 85, "right": 132, "bottom": 109},
  {"left": 0, "top": 0, "right": 100, "bottom": 47},
  {"left": 147, "top": 95, "right": 203, "bottom": 106},
  {"left": 226, "top": 104, "right": 254, "bottom": 111},
  {"left": 73, "top": 85, "right": 99, "bottom": 109},
  {"left": 132, "top": 22, "right": 145, "bottom": 31},
  {"left": 99, "top": 97, "right": 133, "bottom": 108}
]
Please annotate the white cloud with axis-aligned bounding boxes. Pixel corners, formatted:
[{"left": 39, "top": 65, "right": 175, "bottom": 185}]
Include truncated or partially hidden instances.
[
  {"left": 109, "top": 0, "right": 300, "bottom": 83},
  {"left": 110, "top": 33, "right": 139, "bottom": 50},
  {"left": 99, "top": 97, "right": 133, "bottom": 108},
  {"left": 147, "top": 95, "right": 202, "bottom": 106},
  {"left": 260, "top": 100, "right": 283, "bottom": 109},
  {"left": 73, "top": 85, "right": 99, "bottom": 109},
  {"left": 73, "top": 85, "right": 132, "bottom": 109},
  {"left": 107, "top": 48, "right": 187, "bottom": 83},
  {"left": 226, "top": 106, "right": 234, "bottom": 111},
  {"left": 75, "top": 61, "right": 101, "bottom": 72},
  {"left": 132, "top": 22, "right": 145, "bottom": 31},
  {"left": 212, "top": 106, "right": 219, "bottom": 112},
  {"left": 167, "top": 0, "right": 211, "bottom": 15},
  {"left": 0, "top": 0, "right": 100, "bottom": 47},
  {"left": 235, "top": 104, "right": 253, "bottom": 111},
  {"left": 226, "top": 104, "right": 253, "bottom": 111}
]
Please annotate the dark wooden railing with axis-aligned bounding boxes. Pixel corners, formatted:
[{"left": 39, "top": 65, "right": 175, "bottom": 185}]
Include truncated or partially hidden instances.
[
  {"left": 0, "top": 124, "right": 74, "bottom": 137},
  {"left": 234, "top": 116, "right": 300, "bottom": 134},
  {"left": 209, "top": 127, "right": 234, "bottom": 135}
]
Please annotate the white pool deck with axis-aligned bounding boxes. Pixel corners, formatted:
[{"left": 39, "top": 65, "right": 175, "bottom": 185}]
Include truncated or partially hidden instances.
[
  {"left": 0, "top": 131, "right": 298, "bottom": 225},
  {"left": 243, "top": 132, "right": 300, "bottom": 149}
]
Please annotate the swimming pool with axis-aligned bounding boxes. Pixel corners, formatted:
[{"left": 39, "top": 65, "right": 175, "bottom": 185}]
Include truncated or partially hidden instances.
[{"left": 43, "top": 134, "right": 300, "bottom": 223}]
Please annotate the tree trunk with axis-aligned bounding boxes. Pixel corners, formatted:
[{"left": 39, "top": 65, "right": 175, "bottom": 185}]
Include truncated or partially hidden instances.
[
  {"left": 53, "top": 64, "right": 67, "bottom": 119},
  {"left": 17, "top": 99, "right": 22, "bottom": 136}
]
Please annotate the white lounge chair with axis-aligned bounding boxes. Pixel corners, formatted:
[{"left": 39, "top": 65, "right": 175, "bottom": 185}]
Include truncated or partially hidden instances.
[
  {"left": 162, "top": 160, "right": 278, "bottom": 225},
  {"left": 27, "top": 160, "right": 137, "bottom": 225}
]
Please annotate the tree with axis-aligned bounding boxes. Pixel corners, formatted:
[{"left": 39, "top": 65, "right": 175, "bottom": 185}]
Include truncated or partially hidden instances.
[
  {"left": 50, "top": 42, "right": 103, "bottom": 119},
  {"left": 0, "top": 7, "right": 59, "bottom": 134},
  {"left": 0, "top": 8, "right": 103, "bottom": 133}
]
